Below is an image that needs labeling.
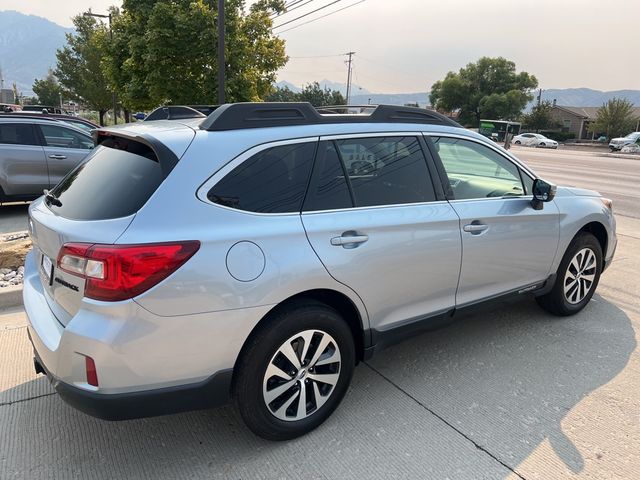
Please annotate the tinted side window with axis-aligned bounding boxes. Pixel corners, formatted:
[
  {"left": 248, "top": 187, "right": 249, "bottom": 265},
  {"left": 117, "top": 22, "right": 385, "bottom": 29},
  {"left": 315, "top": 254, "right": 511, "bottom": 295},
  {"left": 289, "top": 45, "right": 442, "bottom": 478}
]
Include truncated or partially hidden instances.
[
  {"left": 335, "top": 136, "right": 435, "bottom": 207},
  {"left": 0, "top": 123, "right": 38, "bottom": 146},
  {"left": 39, "top": 124, "right": 93, "bottom": 150},
  {"left": 208, "top": 142, "right": 316, "bottom": 213},
  {"left": 304, "top": 142, "right": 353, "bottom": 211},
  {"left": 433, "top": 137, "right": 525, "bottom": 200}
]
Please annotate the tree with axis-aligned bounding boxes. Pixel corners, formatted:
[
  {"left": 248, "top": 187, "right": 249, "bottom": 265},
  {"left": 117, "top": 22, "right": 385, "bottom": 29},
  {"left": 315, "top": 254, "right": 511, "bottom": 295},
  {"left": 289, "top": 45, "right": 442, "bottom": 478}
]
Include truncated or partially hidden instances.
[
  {"left": 589, "top": 98, "right": 637, "bottom": 139},
  {"left": 429, "top": 57, "right": 538, "bottom": 126},
  {"left": 266, "top": 82, "right": 346, "bottom": 106},
  {"left": 522, "top": 101, "right": 557, "bottom": 132},
  {"left": 266, "top": 85, "right": 299, "bottom": 102},
  {"left": 298, "top": 82, "right": 345, "bottom": 106},
  {"left": 56, "top": 13, "right": 114, "bottom": 126},
  {"left": 32, "top": 70, "right": 63, "bottom": 107},
  {"left": 11, "top": 82, "right": 20, "bottom": 105},
  {"left": 102, "top": 0, "right": 287, "bottom": 112}
]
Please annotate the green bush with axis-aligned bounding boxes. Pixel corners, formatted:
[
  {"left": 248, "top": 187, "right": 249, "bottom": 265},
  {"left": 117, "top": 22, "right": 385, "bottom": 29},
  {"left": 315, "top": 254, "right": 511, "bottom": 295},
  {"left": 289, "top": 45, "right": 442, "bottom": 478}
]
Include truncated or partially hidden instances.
[{"left": 540, "top": 131, "right": 576, "bottom": 142}]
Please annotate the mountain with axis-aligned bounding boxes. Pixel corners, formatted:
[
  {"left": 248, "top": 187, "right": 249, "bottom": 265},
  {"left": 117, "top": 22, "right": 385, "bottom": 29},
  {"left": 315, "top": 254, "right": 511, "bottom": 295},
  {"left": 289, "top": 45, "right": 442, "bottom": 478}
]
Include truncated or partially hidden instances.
[
  {"left": 537, "top": 88, "right": 640, "bottom": 108},
  {"left": 350, "top": 92, "right": 429, "bottom": 107},
  {"left": 0, "top": 10, "right": 72, "bottom": 96}
]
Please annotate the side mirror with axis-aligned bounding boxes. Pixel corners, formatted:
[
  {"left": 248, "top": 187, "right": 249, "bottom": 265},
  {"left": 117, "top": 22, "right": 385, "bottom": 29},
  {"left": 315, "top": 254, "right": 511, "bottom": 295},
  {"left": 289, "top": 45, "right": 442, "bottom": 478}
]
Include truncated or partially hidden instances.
[{"left": 531, "top": 178, "right": 557, "bottom": 210}]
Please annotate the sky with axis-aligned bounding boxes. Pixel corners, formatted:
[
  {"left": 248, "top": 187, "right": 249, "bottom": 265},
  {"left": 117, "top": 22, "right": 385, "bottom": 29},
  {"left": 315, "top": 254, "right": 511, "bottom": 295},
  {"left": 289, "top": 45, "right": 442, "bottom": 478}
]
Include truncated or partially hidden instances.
[{"left": 2, "top": 0, "right": 638, "bottom": 94}]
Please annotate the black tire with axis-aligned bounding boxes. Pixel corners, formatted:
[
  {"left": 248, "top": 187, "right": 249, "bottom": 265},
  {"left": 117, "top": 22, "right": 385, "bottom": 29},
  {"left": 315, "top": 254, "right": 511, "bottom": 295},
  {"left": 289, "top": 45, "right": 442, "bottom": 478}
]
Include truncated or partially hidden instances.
[
  {"left": 515, "top": 140, "right": 521, "bottom": 145},
  {"left": 539, "top": 142, "right": 546, "bottom": 147},
  {"left": 233, "top": 300, "right": 355, "bottom": 440},
  {"left": 536, "top": 232, "right": 603, "bottom": 316}
]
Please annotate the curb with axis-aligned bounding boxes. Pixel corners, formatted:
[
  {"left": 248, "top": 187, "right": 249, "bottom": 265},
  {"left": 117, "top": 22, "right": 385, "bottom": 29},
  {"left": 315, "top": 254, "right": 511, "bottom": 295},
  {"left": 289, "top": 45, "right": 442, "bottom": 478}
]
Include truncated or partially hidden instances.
[{"left": 0, "top": 285, "right": 23, "bottom": 310}]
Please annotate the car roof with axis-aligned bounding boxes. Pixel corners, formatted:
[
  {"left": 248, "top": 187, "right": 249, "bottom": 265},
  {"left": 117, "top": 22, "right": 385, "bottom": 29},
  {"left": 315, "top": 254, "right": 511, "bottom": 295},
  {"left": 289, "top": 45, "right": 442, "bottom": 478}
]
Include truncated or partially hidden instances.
[{"left": 0, "top": 115, "right": 93, "bottom": 135}]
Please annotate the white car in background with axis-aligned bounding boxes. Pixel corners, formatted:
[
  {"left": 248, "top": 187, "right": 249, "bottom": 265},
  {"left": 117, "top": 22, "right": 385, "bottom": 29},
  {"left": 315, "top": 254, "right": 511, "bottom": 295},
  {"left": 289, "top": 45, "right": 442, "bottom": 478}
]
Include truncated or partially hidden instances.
[
  {"left": 513, "top": 133, "right": 558, "bottom": 149},
  {"left": 609, "top": 132, "right": 640, "bottom": 151}
]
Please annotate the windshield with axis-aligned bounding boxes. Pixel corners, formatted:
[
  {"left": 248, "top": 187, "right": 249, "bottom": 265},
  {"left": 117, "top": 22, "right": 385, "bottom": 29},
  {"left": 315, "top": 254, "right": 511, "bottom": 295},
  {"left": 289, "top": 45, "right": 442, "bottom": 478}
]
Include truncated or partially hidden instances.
[{"left": 625, "top": 132, "right": 640, "bottom": 140}]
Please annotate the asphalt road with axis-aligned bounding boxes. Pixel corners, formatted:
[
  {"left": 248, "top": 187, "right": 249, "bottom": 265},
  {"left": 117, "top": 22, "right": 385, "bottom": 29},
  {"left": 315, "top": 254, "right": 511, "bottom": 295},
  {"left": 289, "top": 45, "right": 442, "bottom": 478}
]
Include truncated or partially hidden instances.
[{"left": 511, "top": 146, "right": 640, "bottom": 219}]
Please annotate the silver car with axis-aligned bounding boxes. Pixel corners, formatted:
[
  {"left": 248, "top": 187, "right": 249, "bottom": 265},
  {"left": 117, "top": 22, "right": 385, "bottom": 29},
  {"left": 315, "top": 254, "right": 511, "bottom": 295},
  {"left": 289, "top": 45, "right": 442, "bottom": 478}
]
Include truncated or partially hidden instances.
[
  {"left": 0, "top": 117, "right": 94, "bottom": 201},
  {"left": 24, "top": 103, "right": 616, "bottom": 440}
]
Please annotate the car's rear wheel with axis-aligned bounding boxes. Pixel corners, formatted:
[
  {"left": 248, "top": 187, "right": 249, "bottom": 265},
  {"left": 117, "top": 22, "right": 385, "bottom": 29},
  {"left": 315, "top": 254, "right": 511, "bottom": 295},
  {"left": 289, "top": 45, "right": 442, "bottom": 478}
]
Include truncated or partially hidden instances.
[
  {"left": 536, "top": 232, "right": 602, "bottom": 316},
  {"left": 233, "top": 301, "right": 355, "bottom": 440}
]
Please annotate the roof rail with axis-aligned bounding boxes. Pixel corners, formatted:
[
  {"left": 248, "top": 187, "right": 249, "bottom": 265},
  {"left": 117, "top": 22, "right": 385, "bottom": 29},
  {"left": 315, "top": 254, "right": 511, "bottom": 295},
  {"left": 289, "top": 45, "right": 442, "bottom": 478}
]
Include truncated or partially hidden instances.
[{"left": 199, "top": 102, "right": 461, "bottom": 131}]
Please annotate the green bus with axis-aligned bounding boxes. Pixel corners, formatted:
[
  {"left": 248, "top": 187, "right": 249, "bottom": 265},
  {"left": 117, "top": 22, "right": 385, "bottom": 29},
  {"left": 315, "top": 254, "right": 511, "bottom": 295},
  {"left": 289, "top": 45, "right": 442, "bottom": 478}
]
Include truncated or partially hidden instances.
[{"left": 479, "top": 119, "right": 521, "bottom": 142}]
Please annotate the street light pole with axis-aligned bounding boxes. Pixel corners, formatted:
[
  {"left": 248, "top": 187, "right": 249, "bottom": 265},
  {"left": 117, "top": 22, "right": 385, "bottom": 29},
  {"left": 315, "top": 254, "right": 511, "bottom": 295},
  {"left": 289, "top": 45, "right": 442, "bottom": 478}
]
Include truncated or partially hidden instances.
[
  {"left": 83, "top": 11, "right": 117, "bottom": 124},
  {"left": 217, "top": 0, "right": 225, "bottom": 104}
]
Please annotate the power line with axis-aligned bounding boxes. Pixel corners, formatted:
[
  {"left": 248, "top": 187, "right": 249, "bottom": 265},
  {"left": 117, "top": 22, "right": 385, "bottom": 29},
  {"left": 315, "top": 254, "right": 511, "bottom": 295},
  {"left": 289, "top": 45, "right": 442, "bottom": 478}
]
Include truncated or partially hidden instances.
[
  {"left": 274, "top": 0, "right": 366, "bottom": 33},
  {"left": 271, "top": 0, "right": 316, "bottom": 18},
  {"left": 273, "top": 0, "right": 343, "bottom": 29},
  {"left": 288, "top": 53, "right": 346, "bottom": 59}
]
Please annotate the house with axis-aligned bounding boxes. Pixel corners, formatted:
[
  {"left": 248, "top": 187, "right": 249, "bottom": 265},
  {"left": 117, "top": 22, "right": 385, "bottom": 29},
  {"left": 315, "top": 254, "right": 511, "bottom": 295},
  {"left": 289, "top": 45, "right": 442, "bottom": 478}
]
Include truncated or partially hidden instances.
[{"left": 550, "top": 105, "right": 640, "bottom": 140}]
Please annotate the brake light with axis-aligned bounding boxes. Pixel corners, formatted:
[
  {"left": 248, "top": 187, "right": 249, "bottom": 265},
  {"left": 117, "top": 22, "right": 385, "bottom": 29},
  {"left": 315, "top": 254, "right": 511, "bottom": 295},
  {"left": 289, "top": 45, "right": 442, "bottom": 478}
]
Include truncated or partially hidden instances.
[{"left": 57, "top": 241, "right": 200, "bottom": 301}]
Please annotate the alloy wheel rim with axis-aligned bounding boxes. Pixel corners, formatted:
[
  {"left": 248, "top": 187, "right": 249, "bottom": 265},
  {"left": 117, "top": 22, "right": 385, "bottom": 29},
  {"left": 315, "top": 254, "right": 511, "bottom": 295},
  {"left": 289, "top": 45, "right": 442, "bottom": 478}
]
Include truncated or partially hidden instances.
[
  {"left": 564, "top": 248, "right": 597, "bottom": 305},
  {"left": 262, "top": 329, "right": 341, "bottom": 422}
]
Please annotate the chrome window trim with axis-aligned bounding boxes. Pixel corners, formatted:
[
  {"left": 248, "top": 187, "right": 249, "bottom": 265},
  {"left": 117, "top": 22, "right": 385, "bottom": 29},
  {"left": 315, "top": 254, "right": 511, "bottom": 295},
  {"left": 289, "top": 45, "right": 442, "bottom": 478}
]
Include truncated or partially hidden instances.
[
  {"left": 319, "top": 131, "right": 424, "bottom": 141},
  {"left": 196, "top": 136, "right": 319, "bottom": 217},
  {"left": 302, "top": 199, "right": 450, "bottom": 216}
]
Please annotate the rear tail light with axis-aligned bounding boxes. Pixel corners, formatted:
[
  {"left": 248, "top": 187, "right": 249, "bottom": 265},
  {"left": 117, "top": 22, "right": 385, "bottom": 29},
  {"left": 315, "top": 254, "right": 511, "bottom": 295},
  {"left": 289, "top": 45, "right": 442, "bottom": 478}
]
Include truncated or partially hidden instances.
[{"left": 57, "top": 241, "right": 200, "bottom": 301}]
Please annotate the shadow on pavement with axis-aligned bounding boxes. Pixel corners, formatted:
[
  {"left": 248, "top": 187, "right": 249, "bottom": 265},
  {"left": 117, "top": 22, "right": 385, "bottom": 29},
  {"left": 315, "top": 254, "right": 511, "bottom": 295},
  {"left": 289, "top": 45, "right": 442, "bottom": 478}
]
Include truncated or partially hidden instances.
[
  {"left": 367, "top": 294, "right": 636, "bottom": 476},
  {"left": 0, "top": 295, "right": 634, "bottom": 478}
]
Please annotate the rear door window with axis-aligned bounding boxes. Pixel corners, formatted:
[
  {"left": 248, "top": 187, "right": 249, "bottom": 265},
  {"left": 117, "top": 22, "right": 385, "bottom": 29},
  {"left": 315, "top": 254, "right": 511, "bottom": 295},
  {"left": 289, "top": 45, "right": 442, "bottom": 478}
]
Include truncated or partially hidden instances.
[
  {"left": 47, "top": 139, "right": 165, "bottom": 220},
  {"left": 38, "top": 124, "right": 93, "bottom": 150},
  {"left": 0, "top": 123, "right": 39, "bottom": 146},
  {"left": 207, "top": 142, "right": 317, "bottom": 213},
  {"left": 335, "top": 136, "right": 436, "bottom": 207}
]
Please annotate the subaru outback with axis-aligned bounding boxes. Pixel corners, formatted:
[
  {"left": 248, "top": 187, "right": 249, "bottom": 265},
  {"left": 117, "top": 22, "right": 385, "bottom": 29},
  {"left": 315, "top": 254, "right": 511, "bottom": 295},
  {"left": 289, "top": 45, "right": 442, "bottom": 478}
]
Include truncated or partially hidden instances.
[{"left": 24, "top": 103, "right": 616, "bottom": 440}]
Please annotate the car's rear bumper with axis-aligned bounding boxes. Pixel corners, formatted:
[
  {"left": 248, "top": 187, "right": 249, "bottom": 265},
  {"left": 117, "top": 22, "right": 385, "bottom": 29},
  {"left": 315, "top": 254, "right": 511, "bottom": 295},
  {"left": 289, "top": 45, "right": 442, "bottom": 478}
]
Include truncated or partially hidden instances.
[{"left": 32, "top": 347, "right": 232, "bottom": 420}]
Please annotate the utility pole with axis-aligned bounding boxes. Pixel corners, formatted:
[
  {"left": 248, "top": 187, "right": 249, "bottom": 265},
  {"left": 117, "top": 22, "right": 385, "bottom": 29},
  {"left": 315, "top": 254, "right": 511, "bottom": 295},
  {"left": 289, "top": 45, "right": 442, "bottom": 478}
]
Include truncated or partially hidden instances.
[
  {"left": 217, "top": 0, "right": 225, "bottom": 104},
  {"left": 345, "top": 51, "right": 355, "bottom": 105}
]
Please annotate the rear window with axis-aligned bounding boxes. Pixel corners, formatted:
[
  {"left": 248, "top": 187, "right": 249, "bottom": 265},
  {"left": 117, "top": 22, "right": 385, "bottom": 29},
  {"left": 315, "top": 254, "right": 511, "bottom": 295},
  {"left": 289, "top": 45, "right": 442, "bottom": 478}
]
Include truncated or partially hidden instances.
[{"left": 47, "top": 140, "right": 164, "bottom": 220}]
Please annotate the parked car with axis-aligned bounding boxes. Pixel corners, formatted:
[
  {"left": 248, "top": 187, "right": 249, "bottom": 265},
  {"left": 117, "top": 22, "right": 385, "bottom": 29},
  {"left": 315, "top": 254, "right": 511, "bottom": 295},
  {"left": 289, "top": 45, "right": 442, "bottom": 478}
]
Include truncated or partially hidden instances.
[
  {"left": 1, "top": 112, "right": 99, "bottom": 134},
  {"left": 513, "top": 133, "right": 558, "bottom": 148},
  {"left": 609, "top": 131, "right": 640, "bottom": 151},
  {"left": 25, "top": 103, "right": 616, "bottom": 440},
  {"left": 21, "top": 105, "right": 67, "bottom": 114},
  {"left": 0, "top": 117, "right": 93, "bottom": 201}
]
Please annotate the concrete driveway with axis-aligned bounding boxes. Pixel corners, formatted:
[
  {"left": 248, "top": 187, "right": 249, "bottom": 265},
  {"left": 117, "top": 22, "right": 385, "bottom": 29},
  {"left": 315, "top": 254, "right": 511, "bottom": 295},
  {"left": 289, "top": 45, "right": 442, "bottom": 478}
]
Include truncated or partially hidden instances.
[{"left": 1, "top": 217, "right": 639, "bottom": 479}]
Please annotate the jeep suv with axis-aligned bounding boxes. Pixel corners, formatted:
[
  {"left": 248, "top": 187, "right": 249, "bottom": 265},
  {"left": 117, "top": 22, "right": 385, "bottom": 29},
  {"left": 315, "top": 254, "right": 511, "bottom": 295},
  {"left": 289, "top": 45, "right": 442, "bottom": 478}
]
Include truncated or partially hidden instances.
[{"left": 24, "top": 103, "right": 616, "bottom": 440}]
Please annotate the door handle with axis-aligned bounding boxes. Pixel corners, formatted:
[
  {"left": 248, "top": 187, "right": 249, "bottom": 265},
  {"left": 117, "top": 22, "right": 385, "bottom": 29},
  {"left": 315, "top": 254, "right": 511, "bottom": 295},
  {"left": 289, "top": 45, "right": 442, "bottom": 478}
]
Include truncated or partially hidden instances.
[
  {"left": 463, "top": 223, "right": 489, "bottom": 234},
  {"left": 48, "top": 154, "right": 67, "bottom": 160},
  {"left": 330, "top": 233, "right": 369, "bottom": 247}
]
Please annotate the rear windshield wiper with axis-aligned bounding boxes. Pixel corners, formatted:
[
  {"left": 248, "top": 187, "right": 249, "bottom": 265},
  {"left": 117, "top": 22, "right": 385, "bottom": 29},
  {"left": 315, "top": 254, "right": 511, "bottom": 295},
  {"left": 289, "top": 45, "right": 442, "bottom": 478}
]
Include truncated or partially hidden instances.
[{"left": 43, "top": 189, "right": 62, "bottom": 207}]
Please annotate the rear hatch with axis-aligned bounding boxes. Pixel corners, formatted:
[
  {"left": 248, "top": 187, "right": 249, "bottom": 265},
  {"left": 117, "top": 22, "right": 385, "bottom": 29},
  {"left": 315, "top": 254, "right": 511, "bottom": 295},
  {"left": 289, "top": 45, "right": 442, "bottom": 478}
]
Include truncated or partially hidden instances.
[{"left": 28, "top": 128, "right": 192, "bottom": 326}]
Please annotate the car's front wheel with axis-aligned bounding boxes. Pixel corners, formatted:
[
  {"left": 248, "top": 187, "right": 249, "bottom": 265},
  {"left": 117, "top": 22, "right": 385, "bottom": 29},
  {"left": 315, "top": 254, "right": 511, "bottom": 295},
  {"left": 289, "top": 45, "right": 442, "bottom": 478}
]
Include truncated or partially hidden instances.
[
  {"left": 233, "top": 301, "right": 355, "bottom": 440},
  {"left": 514, "top": 140, "right": 521, "bottom": 145},
  {"left": 536, "top": 232, "right": 603, "bottom": 316}
]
